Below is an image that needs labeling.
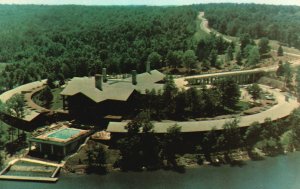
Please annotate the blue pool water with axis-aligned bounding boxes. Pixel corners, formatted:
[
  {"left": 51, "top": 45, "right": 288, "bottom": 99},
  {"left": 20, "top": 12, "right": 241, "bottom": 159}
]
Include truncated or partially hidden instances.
[{"left": 47, "top": 128, "right": 81, "bottom": 140}]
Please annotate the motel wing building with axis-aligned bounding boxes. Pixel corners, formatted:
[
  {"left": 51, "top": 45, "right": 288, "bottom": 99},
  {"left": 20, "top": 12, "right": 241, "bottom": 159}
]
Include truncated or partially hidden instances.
[{"left": 60, "top": 69, "right": 165, "bottom": 121}]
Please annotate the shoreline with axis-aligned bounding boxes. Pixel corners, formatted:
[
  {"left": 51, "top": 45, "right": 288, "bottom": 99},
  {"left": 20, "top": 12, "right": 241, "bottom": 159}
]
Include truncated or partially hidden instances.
[
  {"left": 62, "top": 147, "right": 296, "bottom": 176},
  {"left": 61, "top": 151, "right": 293, "bottom": 177}
]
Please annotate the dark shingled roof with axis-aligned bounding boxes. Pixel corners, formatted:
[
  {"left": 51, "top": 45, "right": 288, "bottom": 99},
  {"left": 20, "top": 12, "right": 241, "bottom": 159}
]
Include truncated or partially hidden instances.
[{"left": 60, "top": 70, "right": 165, "bottom": 103}]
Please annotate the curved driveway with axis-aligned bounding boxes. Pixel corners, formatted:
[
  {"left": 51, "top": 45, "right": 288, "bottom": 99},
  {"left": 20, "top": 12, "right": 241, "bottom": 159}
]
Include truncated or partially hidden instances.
[
  {"left": 0, "top": 80, "right": 46, "bottom": 122},
  {"left": 107, "top": 85, "right": 299, "bottom": 133}
]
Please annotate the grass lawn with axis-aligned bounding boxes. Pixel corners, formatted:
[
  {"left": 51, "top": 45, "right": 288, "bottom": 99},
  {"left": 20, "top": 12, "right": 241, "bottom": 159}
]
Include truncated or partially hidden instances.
[
  {"left": 49, "top": 88, "right": 63, "bottom": 110},
  {"left": 192, "top": 19, "right": 209, "bottom": 43},
  {"left": 32, "top": 87, "right": 63, "bottom": 110},
  {"left": 236, "top": 101, "right": 251, "bottom": 111}
]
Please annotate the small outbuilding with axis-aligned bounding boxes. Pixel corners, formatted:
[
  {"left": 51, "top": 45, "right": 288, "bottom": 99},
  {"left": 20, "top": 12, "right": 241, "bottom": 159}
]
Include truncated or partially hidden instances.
[{"left": 29, "top": 127, "right": 91, "bottom": 157}]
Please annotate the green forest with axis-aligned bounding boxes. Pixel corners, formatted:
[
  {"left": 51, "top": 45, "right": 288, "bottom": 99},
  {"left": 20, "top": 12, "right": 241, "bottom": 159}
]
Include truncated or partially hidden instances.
[
  {"left": 0, "top": 4, "right": 300, "bottom": 90},
  {"left": 200, "top": 4, "right": 300, "bottom": 48},
  {"left": 0, "top": 5, "right": 197, "bottom": 89}
]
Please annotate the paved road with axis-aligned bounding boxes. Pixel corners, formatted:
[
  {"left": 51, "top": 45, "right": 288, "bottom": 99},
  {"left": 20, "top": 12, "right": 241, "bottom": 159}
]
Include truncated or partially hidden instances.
[
  {"left": 107, "top": 85, "right": 299, "bottom": 133},
  {"left": 200, "top": 11, "right": 300, "bottom": 64},
  {"left": 174, "top": 12, "right": 300, "bottom": 88},
  {"left": 199, "top": 12, "right": 232, "bottom": 42},
  {"left": 0, "top": 80, "right": 46, "bottom": 121}
]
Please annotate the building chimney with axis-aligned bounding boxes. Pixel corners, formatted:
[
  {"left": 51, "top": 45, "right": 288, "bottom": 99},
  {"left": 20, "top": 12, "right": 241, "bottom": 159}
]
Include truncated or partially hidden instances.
[
  {"left": 132, "top": 70, "right": 137, "bottom": 85},
  {"left": 102, "top": 68, "right": 107, "bottom": 83},
  {"left": 146, "top": 61, "right": 151, "bottom": 73},
  {"left": 95, "top": 74, "right": 103, "bottom": 90}
]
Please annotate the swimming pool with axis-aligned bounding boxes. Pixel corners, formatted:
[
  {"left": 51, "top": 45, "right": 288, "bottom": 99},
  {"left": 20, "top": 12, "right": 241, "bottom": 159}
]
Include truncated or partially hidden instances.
[{"left": 47, "top": 128, "right": 81, "bottom": 140}]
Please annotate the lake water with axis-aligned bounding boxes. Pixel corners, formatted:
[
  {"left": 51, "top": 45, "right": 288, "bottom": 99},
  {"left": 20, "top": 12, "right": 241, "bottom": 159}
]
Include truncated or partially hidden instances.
[{"left": 1, "top": 152, "right": 300, "bottom": 189}]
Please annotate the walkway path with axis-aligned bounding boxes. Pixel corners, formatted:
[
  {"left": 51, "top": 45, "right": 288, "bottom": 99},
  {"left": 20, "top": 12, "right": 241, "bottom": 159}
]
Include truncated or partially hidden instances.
[
  {"left": 0, "top": 80, "right": 47, "bottom": 122},
  {"left": 0, "top": 80, "right": 46, "bottom": 103}
]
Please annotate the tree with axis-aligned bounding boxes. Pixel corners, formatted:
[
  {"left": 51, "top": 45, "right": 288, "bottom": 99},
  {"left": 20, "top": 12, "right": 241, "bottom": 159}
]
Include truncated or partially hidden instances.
[
  {"left": 214, "top": 78, "right": 240, "bottom": 109},
  {"left": 259, "top": 118, "right": 282, "bottom": 154},
  {"left": 163, "top": 75, "right": 178, "bottom": 117},
  {"left": 147, "top": 52, "right": 162, "bottom": 69},
  {"left": 47, "top": 73, "right": 56, "bottom": 88},
  {"left": 247, "top": 46, "right": 260, "bottom": 66},
  {"left": 5, "top": 94, "right": 26, "bottom": 140},
  {"left": 174, "top": 89, "right": 187, "bottom": 119},
  {"left": 244, "top": 122, "right": 262, "bottom": 151},
  {"left": 118, "top": 119, "right": 142, "bottom": 170},
  {"left": 261, "top": 118, "right": 281, "bottom": 140},
  {"left": 226, "top": 46, "right": 234, "bottom": 61},
  {"left": 86, "top": 144, "right": 108, "bottom": 173},
  {"left": 38, "top": 86, "right": 53, "bottom": 108},
  {"left": 57, "top": 73, "right": 65, "bottom": 86},
  {"left": 209, "top": 49, "right": 218, "bottom": 67},
  {"left": 215, "top": 59, "right": 224, "bottom": 69},
  {"left": 240, "top": 33, "right": 253, "bottom": 54},
  {"left": 162, "top": 124, "right": 182, "bottom": 165},
  {"left": 202, "top": 127, "right": 218, "bottom": 161},
  {"left": 87, "top": 148, "right": 94, "bottom": 168},
  {"left": 235, "top": 50, "right": 243, "bottom": 65},
  {"left": 185, "top": 87, "right": 199, "bottom": 114},
  {"left": 247, "top": 84, "right": 262, "bottom": 100},
  {"left": 256, "top": 137, "right": 278, "bottom": 155},
  {"left": 283, "top": 62, "right": 292, "bottom": 88},
  {"left": 61, "top": 63, "right": 71, "bottom": 78},
  {"left": 287, "top": 108, "right": 300, "bottom": 150},
  {"left": 139, "top": 112, "right": 161, "bottom": 168},
  {"left": 219, "top": 118, "right": 242, "bottom": 158},
  {"left": 277, "top": 45, "right": 284, "bottom": 56},
  {"left": 243, "top": 44, "right": 255, "bottom": 58},
  {"left": 95, "top": 145, "right": 107, "bottom": 173},
  {"left": 166, "top": 50, "right": 183, "bottom": 68},
  {"left": 118, "top": 111, "right": 160, "bottom": 170},
  {"left": 88, "top": 60, "right": 102, "bottom": 76},
  {"left": 201, "top": 59, "right": 211, "bottom": 71},
  {"left": 287, "top": 109, "right": 300, "bottom": 149},
  {"left": 153, "top": 89, "right": 164, "bottom": 120},
  {"left": 258, "top": 37, "right": 270, "bottom": 57},
  {"left": 276, "top": 60, "right": 285, "bottom": 77},
  {"left": 183, "top": 50, "right": 197, "bottom": 73},
  {"left": 5, "top": 94, "right": 26, "bottom": 119},
  {"left": 202, "top": 85, "right": 222, "bottom": 115},
  {"left": 7, "top": 126, "right": 16, "bottom": 143},
  {"left": 196, "top": 39, "right": 212, "bottom": 61}
]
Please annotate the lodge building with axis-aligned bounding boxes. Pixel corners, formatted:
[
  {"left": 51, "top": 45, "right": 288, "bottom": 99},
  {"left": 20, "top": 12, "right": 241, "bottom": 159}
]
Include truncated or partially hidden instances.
[{"left": 60, "top": 67, "right": 165, "bottom": 121}]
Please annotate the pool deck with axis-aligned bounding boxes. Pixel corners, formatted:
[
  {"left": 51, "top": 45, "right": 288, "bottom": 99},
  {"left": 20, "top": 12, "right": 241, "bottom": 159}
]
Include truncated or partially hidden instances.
[
  {"left": 0, "top": 158, "right": 63, "bottom": 183},
  {"left": 31, "top": 127, "right": 91, "bottom": 145}
]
